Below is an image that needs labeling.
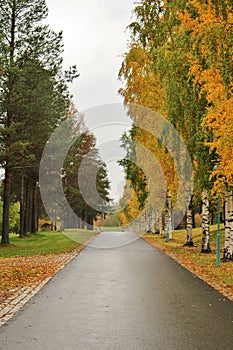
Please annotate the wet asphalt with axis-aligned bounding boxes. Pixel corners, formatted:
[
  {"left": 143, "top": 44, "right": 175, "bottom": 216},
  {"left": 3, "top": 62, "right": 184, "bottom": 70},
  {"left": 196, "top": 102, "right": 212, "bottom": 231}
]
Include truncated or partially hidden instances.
[{"left": 0, "top": 231, "right": 233, "bottom": 350}]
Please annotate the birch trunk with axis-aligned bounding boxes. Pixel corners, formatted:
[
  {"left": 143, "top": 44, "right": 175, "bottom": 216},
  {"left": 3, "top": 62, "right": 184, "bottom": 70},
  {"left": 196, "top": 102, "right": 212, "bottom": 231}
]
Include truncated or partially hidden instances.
[
  {"left": 201, "top": 190, "right": 211, "bottom": 253},
  {"left": 155, "top": 210, "right": 162, "bottom": 234},
  {"left": 184, "top": 195, "right": 194, "bottom": 246},
  {"left": 150, "top": 208, "right": 156, "bottom": 234},
  {"left": 185, "top": 209, "right": 194, "bottom": 246},
  {"left": 147, "top": 206, "right": 155, "bottom": 233},
  {"left": 147, "top": 208, "right": 151, "bottom": 233},
  {"left": 159, "top": 214, "right": 163, "bottom": 235},
  {"left": 223, "top": 189, "right": 233, "bottom": 261}
]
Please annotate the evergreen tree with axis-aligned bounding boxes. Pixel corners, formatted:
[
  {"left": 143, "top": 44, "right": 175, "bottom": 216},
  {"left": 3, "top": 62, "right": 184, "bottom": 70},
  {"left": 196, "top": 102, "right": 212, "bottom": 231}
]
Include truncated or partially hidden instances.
[{"left": 0, "top": 0, "right": 77, "bottom": 243}]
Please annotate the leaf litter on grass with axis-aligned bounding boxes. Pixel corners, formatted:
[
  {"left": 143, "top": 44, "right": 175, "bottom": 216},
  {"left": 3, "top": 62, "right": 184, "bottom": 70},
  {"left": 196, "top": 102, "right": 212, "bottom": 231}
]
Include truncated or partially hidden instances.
[
  {"left": 143, "top": 233, "right": 233, "bottom": 302},
  {"left": 0, "top": 252, "right": 79, "bottom": 302}
]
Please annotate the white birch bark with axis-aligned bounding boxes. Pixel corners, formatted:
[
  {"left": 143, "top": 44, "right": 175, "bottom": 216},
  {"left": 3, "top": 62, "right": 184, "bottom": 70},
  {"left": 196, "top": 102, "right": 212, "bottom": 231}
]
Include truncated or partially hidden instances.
[
  {"left": 159, "top": 214, "right": 163, "bottom": 235},
  {"left": 139, "top": 210, "right": 146, "bottom": 233},
  {"left": 201, "top": 190, "right": 211, "bottom": 253},
  {"left": 185, "top": 209, "right": 193, "bottom": 245},
  {"left": 150, "top": 209, "right": 156, "bottom": 233},
  {"left": 155, "top": 209, "right": 162, "bottom": 234},
  {"left": 147, "top": 207, "right": 152, "bottom": 233},
  {"left": 224, "top": 189, "right": 233, "bottom": 261},
  {"left": 185, "top": 193, "right": 194, "bottom": 246}
]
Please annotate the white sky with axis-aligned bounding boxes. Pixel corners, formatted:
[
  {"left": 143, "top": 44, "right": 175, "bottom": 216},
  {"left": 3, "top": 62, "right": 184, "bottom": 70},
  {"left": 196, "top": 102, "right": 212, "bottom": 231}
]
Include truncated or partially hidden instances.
[
  {"left": 46, "top": 0, "right": 135, "bottom": 110},
  {"left": 45, "top": 0, "right": 135, "bottom": 201}
]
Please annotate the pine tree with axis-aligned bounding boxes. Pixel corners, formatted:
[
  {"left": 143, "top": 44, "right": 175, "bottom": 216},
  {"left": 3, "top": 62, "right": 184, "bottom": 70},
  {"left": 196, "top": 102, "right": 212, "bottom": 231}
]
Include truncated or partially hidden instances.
[{"left": 0, "top": 0, "right": 77, "bottom": 243}]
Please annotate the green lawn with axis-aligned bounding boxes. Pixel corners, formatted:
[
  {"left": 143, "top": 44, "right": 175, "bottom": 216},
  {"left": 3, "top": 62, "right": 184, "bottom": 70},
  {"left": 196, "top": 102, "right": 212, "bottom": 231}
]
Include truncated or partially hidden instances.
[
  {"left": 101, "top": 226, "right": 124, "bottom": 232},
  {"left": 0, "top": 229, "right": 96, "bottom": 258}
]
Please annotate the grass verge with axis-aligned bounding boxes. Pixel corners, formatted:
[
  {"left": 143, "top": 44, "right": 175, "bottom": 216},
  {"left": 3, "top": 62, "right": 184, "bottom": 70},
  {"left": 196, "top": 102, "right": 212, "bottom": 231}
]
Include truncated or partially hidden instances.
[
  {"left": 101, "top": 226, "right": 124, "bottom": 232},
  {"left": 142, "top": 224, "right": 233, "bottom": 301},
  {"left": 0, "top": 229, "right": 96, "bottom": 258},
  {"left": 0, "top": 229, "right": 97, "bottom": 296}
]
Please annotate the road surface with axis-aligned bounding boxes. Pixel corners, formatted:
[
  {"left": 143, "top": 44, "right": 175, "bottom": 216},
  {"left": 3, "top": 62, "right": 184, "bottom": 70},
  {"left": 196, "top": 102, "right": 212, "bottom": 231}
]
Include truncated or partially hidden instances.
[{"left": 0, "top": 231, "right": 233, "bottom": 349}]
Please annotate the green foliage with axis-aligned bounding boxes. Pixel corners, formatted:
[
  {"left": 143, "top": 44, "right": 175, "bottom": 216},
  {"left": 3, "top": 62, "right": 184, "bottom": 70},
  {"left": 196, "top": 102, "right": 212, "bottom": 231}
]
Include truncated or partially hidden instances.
[
  {"left": 104, "top": 212, "right": 121, "bottom": 227},
  {"left": 119, "top": 127, "right": 148, "bottom": 209},
  {"left": 64, "top": 142, "right": 111, "bottom": 225},
  {"left": 0, "top": 201, "right": 20, "bottom": 234},
  {"left": 119, "top": 0, "right": 219, "bottom": 216},
  {"left": 0, "top": 0, "right": 79, "bottom": 243}
]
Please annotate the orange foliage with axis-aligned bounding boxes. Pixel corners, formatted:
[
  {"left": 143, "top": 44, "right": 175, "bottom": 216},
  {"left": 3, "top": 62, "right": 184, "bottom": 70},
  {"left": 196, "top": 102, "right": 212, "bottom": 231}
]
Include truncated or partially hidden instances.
[{"left": 180, "top": 0, "right": 233, "bottom": 187}]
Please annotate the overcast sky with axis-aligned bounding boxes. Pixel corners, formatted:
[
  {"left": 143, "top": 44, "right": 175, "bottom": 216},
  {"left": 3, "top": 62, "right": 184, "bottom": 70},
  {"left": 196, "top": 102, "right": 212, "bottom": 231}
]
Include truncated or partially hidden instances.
[
  {"left": 45, "top": 0, "right": 135, "bottom": 201},
  {"left": 46, "top": 0, "right": 135, "bottom": 111}
]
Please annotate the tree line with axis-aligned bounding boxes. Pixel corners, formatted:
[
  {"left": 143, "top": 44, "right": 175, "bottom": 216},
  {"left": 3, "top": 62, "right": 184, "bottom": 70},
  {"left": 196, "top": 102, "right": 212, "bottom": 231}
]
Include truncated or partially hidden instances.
[
  {"left": 0, "top": 0, "right": 110, "bottom": 244},
  {"left": 118, "top": 0, "right": 233, "bottom": 261}
]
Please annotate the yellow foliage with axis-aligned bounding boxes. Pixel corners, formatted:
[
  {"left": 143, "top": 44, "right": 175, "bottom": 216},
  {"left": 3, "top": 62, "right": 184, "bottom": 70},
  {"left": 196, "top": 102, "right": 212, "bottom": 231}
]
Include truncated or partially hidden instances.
[
  {"left": 119, "top": 181, "right": 141, "bottom": 226},
  {"left": 118, "top": 43, "right": 180, "bottom": 221},
  {"left": 119, "top": 43, "right": 165, "bottom": 111},
  {"left": 179, "top": 0, "right": 233, "bottom": 188}
]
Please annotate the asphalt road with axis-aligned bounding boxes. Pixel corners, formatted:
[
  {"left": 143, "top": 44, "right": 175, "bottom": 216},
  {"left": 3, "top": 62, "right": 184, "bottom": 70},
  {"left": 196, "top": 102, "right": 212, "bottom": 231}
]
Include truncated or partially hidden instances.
[{"left": 0, "top": 231, "right": 233, "bottom": 350}]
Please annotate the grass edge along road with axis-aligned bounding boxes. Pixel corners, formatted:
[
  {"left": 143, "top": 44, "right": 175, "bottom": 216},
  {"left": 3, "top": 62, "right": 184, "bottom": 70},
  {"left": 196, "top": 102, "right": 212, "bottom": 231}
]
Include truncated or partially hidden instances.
[
  {"left": 0, "top": 229, "right": 97, "bottom": 297},
  {"left": 142, "top": 224, "right": 233, "bottom": 302},
  {"left": 1, "top": 226, "right": 232, "bottom": 305}
]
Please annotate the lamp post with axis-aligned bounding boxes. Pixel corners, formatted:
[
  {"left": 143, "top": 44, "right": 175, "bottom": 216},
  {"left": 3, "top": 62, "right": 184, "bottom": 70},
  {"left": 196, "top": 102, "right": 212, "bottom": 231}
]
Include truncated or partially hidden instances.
[
  {"left": 214, "top": 164, "right": 221, "bottom": 267},
  {"left": 168, "top": 191, "right": 172, "bottom": 240},
  {"left": 165, "top": 192, "right": 171, "bottom": 242},
  {"left": 165, "top": 191, "right": 172, "bottom": 242},
  {"left": 216, "top": 194, "right": 221, "bottom": 267},
  {"left": 165, "top": 224, "right": 169, "bottom": 242}
]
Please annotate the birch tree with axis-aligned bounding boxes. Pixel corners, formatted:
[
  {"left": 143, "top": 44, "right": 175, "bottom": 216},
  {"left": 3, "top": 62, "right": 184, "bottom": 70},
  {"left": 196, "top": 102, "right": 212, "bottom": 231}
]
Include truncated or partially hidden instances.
[
  {"left": 184, "top": 194, "right": 194, "bottom": 246},
  {"left": 224, "top": 189, "right": 233, "bottom": 261},
  {"left": 201, "top": 190, "right": 211, "bottom": 253},
  {"left": 180, "top": 0, "right": 233, "bottom": 259}
]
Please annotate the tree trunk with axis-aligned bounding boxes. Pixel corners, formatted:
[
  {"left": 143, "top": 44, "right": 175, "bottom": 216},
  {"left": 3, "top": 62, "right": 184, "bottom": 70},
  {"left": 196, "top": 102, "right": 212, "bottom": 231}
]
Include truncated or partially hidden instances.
[
  {"left": 155, "top": 209, "right": 162, "bottom": 234},
  {"left": 159, "top": 214, "right": 163, "bottom": 235},
  {"left": 201, "top": 190, "right": 211, "bottom": 253},
  {"left": 19, "top": 175, "right": 25, "bottom": 237},
  {"left": 184, "top": 195, "right": 194, "bottom": 246},
  {"left": 31, "top": 182, "right": 37, "bottom": 233},
  {"left": 147, "top": 206, "right": 153, "bottom": 233},
  {"left": 223, "top": 189, "right": 233, "bottom": 261},
  {"left": 192, "top": 210, "right": 196, "bottom": 228},
  {"left": 24, "top": 180, "right": 31, "bottom": 234},
  {"left": 1, "top": 167, "right": 11, "bottom": 244},
  {"left": 1, "top": 4, "right": 16, "bottom": 245},
  {"left": 27, "top": 182, "right": 33, "bottom": 233}
]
